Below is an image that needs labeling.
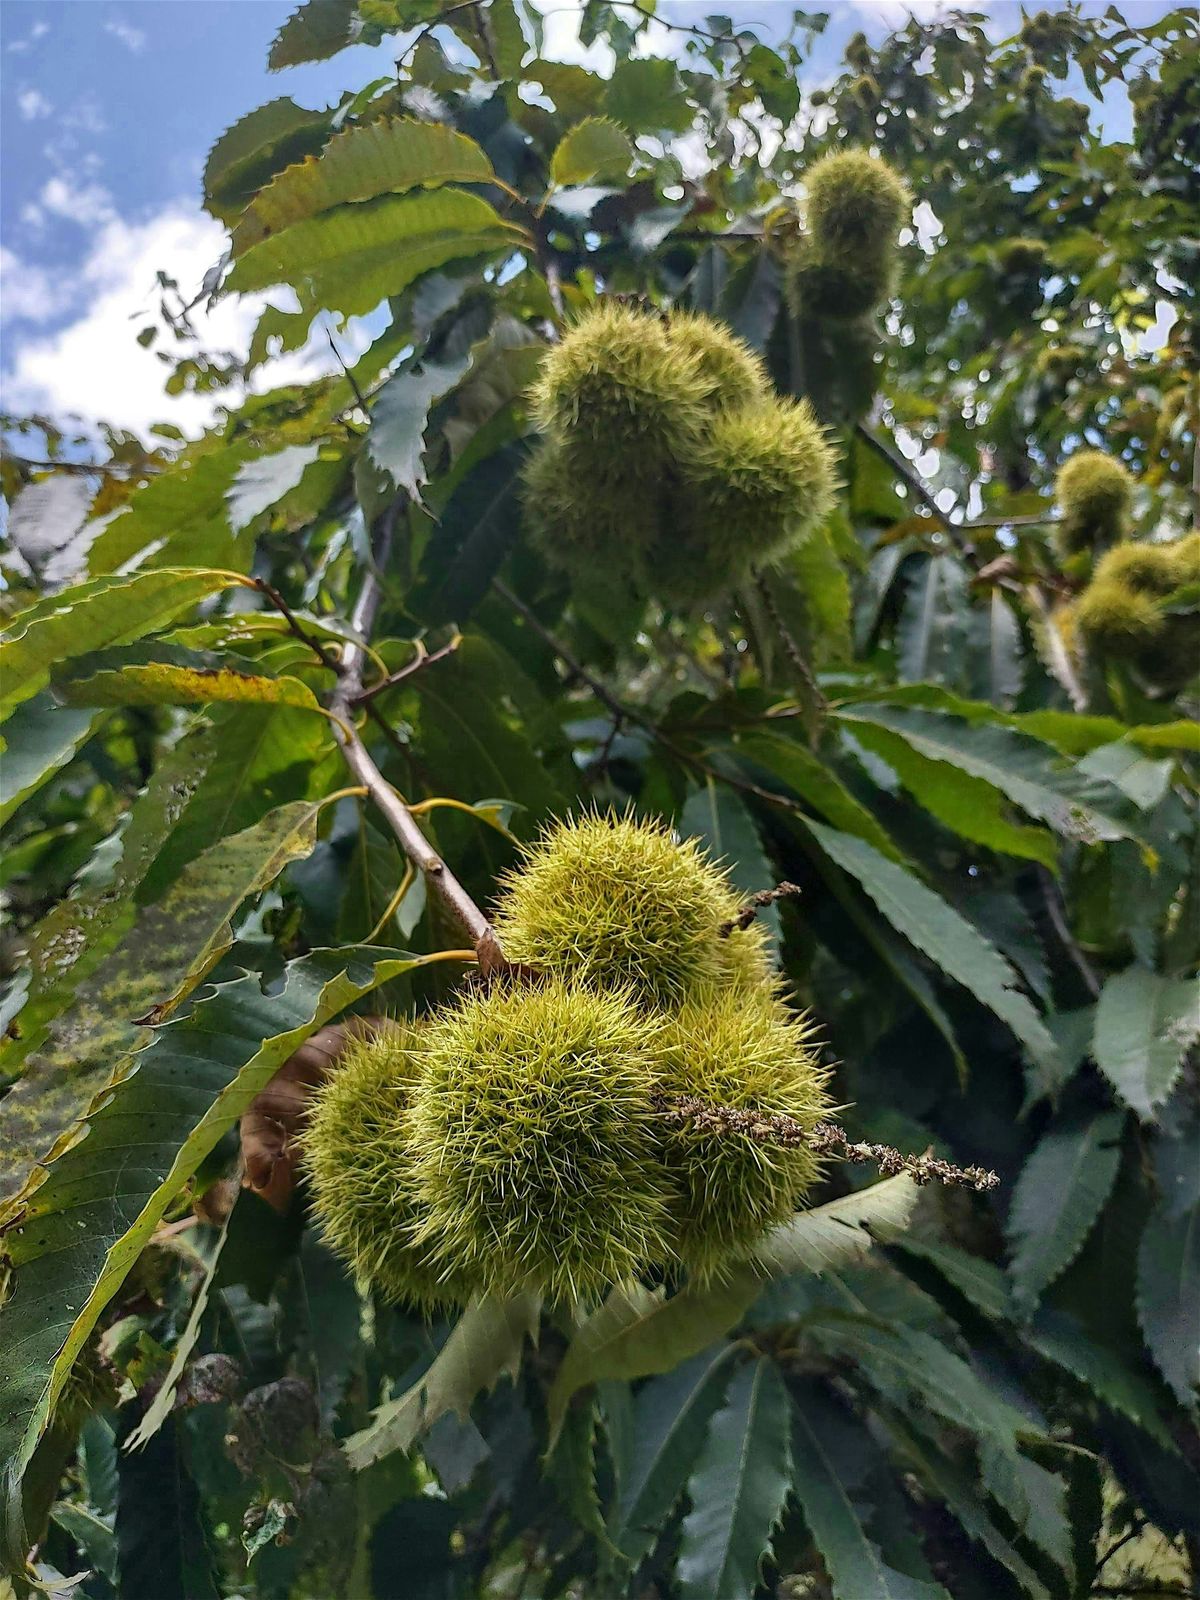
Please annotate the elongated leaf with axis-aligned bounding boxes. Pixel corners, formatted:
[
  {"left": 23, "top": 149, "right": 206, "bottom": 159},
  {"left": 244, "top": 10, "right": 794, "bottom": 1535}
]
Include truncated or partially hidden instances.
[
  {"left": 228, "top": 188, "right": 527, "bottom": 317},
  {"left": 835, "top": 682, "right": 1200, "bottom": 756},
  {"left": 54, "top": 643, "right": 323, "bottom": 713},
  {"left": 549, "top": 1179, "right": 917, "bottom": 1439},
  {"left": 896, "top": 554, "right": 969, "bottom": 682},
  {"left": 0, "top": 800, "right": 331, "bottom": 1212},
  {"left": 610, "top": 1344, "right": 736, "bottom": 1567},
  {"left": 751, "top": 1175, "right": 920, "bottom": 1278},
  {"left": 819, "top": 1320, "right": 1032, "bottom": 1531},
  {"left": 805, "top": 821, "right": 1059, "bottom": 1080},
  {"left": 138, "top": 703, "right": 329, "bottom": 903},
  {"left": 550, "top": 117, "right": 632, "bottom": 187},
  {"left": 1028, "top": 1309, "right": 1173, "bottom": 1444},
  {"left": 729, "top": 731, "right": 905, "bottom": 863},
  {"left": 842, "top": 717, "right": 1056, "bottom": 869},
  {"left": 116, "top": 1414, "right": 218, "bottom": 1600},
  {"left": 887, "top": 1414, "right": 1049, "bottom": 1600},
  {"left": 839, "top": 704, "right": 1146, "bottom": 848},
  {"left": 1137, "top": 1126, "right": 1200, "bottom": 1407},
  {"left": 234, "top": 117, "right": 496, "bottom": 255},
  {"left": 0, "top": 694, "right": 99, "bottom": 828},
  {"left": 789, "top": 1381, "right": 949, "bottom": 1599},
  {"left": 0, "top": 569, "right": 238, "bottom": 723},
  {"left": 344, "top": 1293, "right": 540, "bottom": 1471},
  {"left": 1007, "top": 1107, "right": 1124, "bottom": 1311},
  {"left": 681, "top": 780, "right": 781, "bottom": 953},
  {"left": 677, "top": 1358, "right": 792, "bottom": 1600},
  {"left": 969, "top": 589, "right": 1025, "bottom": 708},
  {"left": 367, "top": 353, "right": 473, "bottom": 499},
  {"left": 125, "top": 1207, "right": 235, "bottom": 1451},
  {"left": 86, "top": 447, "right": 256, "bottom": 576},
  {"left": 1093, "top": 964, "right": 1200, "bottom": 1119},
  {"left": 0, "top": 945, "right": 440, "bottom": 1561}
]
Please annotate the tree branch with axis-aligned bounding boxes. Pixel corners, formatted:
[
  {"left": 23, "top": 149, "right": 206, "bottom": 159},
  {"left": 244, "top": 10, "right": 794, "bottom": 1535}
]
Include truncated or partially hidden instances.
[
  {"left": 328, "top": 507, "right": 505, "bottom": 970},
  {"left": 351, "top": 634, "right": 461, "bottom": 707}
]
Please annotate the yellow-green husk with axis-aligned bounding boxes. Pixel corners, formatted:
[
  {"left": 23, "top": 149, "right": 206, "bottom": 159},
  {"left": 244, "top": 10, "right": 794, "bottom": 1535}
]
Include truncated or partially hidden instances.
[
  {"left": 407, "top": 979, "right": 672, "bottom": 1303},
  {"left": 301, "top": 1020, "right": 462, "bottom": 1312}
]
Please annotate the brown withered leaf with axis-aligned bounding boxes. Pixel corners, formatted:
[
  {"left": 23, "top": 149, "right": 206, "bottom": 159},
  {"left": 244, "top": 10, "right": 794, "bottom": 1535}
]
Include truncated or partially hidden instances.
[{"left": 238, "top": 1015, "right": 381, "bottom": 1213}]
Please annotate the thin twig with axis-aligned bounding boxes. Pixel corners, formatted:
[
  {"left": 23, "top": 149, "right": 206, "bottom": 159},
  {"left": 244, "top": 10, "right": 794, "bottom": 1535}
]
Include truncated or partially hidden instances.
[
  {"left": 718, "top": 882, "right": 802, "bottom": 937},
  {"left": 351, "top": 634, "right": 461, "bottom": 706},
  {"left": 1039, "top": 866, "right": 1101, "bottom": 1001},
  {"left": 855, "top": 421, "right": 951, "bottom": 528},
  {"left": 325, "top": 323, "right": 368, "bottom": 413},
  {"left": 751, "top": 567, "right": 827, "bottom": 735},
  {"left": 329, "top": 508, "right": 506, "bottom": 971},
  {"left": 491, "top": 577, "right": 826, "bottom": 824},
  {"left": 660, "top": 1098, "right": 1001, "bottom": 1191},
  {"left": 250, "top": 579, "right": 343, "bottom": 676}
]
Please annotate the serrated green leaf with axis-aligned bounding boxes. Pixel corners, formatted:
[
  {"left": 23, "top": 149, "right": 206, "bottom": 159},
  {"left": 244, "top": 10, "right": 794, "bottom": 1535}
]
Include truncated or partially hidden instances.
[
  {"left": 1008, "top": 1107, "right": 1124, "bottom": 1311},
  {"left": 367, "top": 354, "right": 472, "bottom": 499},
  {"left": 138, "top": 703, "right": 329, "bottom": 903},
  {"left": 842, "top": 717, "right": 1056, "bottom": 868},
  {"left": 751, "top": 1176, "right": 921, "bottom": 1278},
  {"left": 0, "top": 945, "right": 442, "bottom": 1562},
  {"left": 805, "top": 821, "right": 1060, "bottom": 1080},
  {"left": 1093, "top": 964, "right": 1200, "bottom": 1119},
  {"left": 344, "top": 1293, "right": 540, "bottom": 1470},
  {"left": 610, "top": 1344, "right": 736, "bottom": 1567},
  {"left": 838, "top": 704, "right": 1147, "bottom": 849},
  {"left": 204, "top": 98, "right": 331, "bottom": 224},
  {"left": 677, "top": 1357, "right": 792, "bottom": 1600},
  {"left": 788, "top": 1380, "right": 950, "bottom": 1600},
  {"left": 968, "top": 589, "right": 1025, "bottom": 708},
  {"left": 729, "top": 731, "right": 905, "bottom": 863},
  {"left": 53, "top": 643, "right": 324, "bottom": 713},
  {"left": 234, "top": 117, "right": 497, "bottom": 255},
  {"left": 0, "top": 799, "right": 331, "bottom": 1212},
  {"left": 1028, "top": 1308, "right": 1173, "bottom": 1444},
  {"left": 268, "top": 0, "right": 358, "bottom": 69},
  {"left": 228, "top": 188, "right": 527, "bottom": 317},
  {"left": 49, "top": 1501, "right": 117, "bottom": 1584},
  {"left": 550, "top": 117, "right": 633, "bottom": 187},
  {"left": 548, "top": 1179, "right": 917, "bottom": 1442},
  {"left": 0, "top": 694, "right": 99, "bottom": 828},
  {"left": 124, "top": 1205, "right": 234, "bottom": 1452},
  {"left": 0, "top": 569, "right": 240, "bottom": 724},
  {"left": 86, "top": 448, "right": 257, "bottom": 576},
  {"left": 1137, "top": 1126, "right": 1200, "bottom": 1407},
  {"left": 886, "top": 1414, "right": 1050, "bottom": 1600}
]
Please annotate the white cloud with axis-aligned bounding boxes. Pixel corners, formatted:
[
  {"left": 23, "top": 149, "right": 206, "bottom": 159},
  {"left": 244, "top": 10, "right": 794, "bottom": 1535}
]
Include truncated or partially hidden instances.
[
  {"left": 0, "top": 246, "right": 78, "bottom": 325},
  {"left": 2, "top": 202, "right": 334, "bottom": 438},
  {"left": 7, "top": 19, "right": 50, "bottom": 52},
  {"left": 104, "top": 18, "right": 147, "bottom": 53},
  {"left": 39, "top": 175, "right": 118, "bottom": 228},
  {"left": 17, "top": 87, "right": 53, "bottom": 120}
]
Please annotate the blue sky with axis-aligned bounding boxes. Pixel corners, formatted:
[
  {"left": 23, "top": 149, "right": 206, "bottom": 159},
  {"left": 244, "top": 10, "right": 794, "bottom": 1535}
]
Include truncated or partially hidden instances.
[{"left": 0, "top": 1, "right": 1174, "bottom": 439}]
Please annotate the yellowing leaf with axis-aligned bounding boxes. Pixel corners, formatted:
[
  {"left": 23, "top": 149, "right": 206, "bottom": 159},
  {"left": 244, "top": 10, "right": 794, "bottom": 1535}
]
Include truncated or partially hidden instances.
[
  {"left": 233, "top": 117, "right": 497, "bottom": 256},
  {"left": 549, "top": 117, "right": 633, "bottom": 188}
]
